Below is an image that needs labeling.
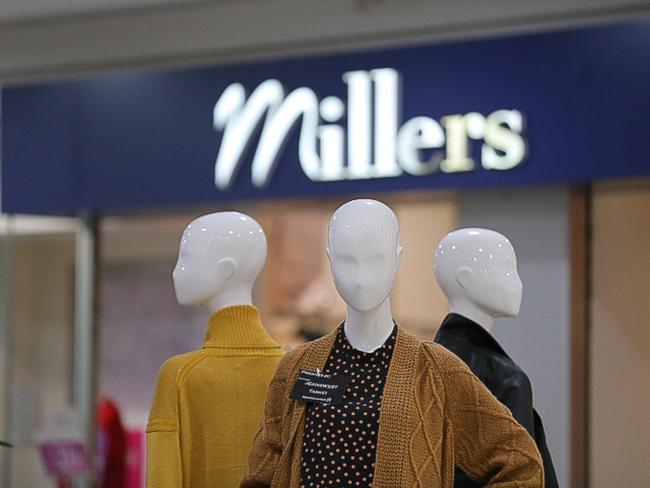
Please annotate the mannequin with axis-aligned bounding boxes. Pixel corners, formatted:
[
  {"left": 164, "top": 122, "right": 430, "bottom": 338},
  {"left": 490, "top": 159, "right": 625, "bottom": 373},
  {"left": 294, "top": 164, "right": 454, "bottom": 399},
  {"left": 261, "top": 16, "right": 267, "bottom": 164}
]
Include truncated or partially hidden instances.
[
  {"left": 147, "top": 212, "right": 283, "bottom": 488},
  {"left": 172, "top": 211, "right": 265, "bottom": 312},
  {"left": 434, "top": 227, "right": 522, "bottom": 332},
  {"left": 327, "top": 199, "right": 402, "bottom": 352},
  {"left": 241, "top": 200, "right": 544, "bottom": 488},
  {"left": 434, "top": 228, "right": 558, "bottom": 488}
]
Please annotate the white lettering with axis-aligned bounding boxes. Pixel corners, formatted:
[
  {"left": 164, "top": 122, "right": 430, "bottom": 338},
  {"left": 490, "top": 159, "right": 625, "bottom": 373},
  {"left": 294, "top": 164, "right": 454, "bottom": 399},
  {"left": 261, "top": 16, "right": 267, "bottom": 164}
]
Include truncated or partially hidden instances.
[
  {"left": 253, "top": 87, "right": 320, "bottom": 187},
  {"left": 464, "top": 112, "right": 486, "bottom": 140},
  {"left": 396, "top": 116, "right": 444, "bottom": 175},
  {"left": 212, "top": 68, "right": 527, "bottom": 189},
  {"left": 440, "top": 114, "right": 475, "bottom": 173},
  {"left": 318, "top": 97, "right": 345, "bottom": 180},
  {"left": 213, "top": 80, "right": 283, "bottom": 190},
  {"left": 343, "top": 70, "right": 372, "bottom": 179},
  {"left": 371, "top": 68, "right": 402, "bottom": 177},
  {"left": 481, "top": 110, "right": 527, "bottom": 170}
]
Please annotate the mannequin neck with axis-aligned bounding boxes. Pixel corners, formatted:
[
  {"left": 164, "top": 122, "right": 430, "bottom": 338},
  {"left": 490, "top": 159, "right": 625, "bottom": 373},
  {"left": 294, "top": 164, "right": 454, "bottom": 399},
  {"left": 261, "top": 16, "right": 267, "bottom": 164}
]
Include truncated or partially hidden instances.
[
  {"left": 449, "top": 299, "right": 496, "bottom": 333},
  {"left": 344, "top": 298, "right": 394, "bottom": 353},
  {"left": 206, "top": 283, "right": 254, "bottom": 315}
]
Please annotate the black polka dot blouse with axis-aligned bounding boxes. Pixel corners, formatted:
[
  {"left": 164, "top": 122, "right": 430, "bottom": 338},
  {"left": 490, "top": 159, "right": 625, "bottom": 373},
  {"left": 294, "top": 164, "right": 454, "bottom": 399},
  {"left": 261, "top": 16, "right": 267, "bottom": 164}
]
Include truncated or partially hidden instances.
[{"left": 299, "top": 324, "right": 397, "bottom": 488}]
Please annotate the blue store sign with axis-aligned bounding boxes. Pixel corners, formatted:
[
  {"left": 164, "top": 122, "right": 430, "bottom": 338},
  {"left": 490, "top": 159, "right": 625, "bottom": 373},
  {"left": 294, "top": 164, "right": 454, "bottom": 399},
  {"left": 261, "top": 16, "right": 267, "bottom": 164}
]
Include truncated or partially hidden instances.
[{"left": 2, "top": 20, "right": 649, "bottom": 214}]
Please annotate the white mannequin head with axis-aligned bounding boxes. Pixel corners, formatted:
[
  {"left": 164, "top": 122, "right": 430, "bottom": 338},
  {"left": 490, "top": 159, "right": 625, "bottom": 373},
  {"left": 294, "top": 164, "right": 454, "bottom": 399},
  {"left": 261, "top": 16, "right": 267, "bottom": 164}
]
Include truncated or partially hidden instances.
[
  {"left": 172, "top": 211, "right": 267, "bottom": 313},
  {"left": 327, "top": 199, "right": 402, "bottom": 352},
  {"left": 434, "top": 228, "right": 522, "bottom": 332}
]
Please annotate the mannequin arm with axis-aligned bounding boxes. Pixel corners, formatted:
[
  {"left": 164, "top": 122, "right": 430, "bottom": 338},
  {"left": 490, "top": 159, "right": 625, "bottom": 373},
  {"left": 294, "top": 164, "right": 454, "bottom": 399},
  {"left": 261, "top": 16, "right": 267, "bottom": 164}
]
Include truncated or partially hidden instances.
[
  {"left": 433, "top": 348, "right": 544, "bottom": 487},
  {"left": 493, "top": 371, "right": 536, "bottom": 438},
  {"left": 146, "top": 423, "right": 182, "bottom": 487},
  {"left": 240, "top": 416, "right": 283, "bottom": 487},
  {"left": 146, "top": 359, "right": 183, "bottom": 488}
]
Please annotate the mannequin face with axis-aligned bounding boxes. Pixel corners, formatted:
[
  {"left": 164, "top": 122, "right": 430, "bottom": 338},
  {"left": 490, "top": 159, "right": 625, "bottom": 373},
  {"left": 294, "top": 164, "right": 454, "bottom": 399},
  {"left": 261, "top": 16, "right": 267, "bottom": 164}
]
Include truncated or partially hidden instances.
[
  {"left": 435, "top": 228, "right": 523, "bottom": 317},
  {"left": 327, "top": 200, "right": 402, "bottom": 313},
  {"left": 172, "top": 212, "right": 267, "bottom": 307},
  {"left": 173, "top": 224, "right": 217, "bottom": 305},
  {"left": 456, "top": 238, "right": 522, "bottom": 316}
]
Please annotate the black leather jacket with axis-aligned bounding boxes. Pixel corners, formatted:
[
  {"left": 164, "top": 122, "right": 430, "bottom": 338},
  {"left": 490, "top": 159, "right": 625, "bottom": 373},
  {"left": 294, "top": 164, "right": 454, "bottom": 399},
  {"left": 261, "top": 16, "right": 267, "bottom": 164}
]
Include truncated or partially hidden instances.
[{"left": 435, "top": 313, "right": 559, "bottom": 488}]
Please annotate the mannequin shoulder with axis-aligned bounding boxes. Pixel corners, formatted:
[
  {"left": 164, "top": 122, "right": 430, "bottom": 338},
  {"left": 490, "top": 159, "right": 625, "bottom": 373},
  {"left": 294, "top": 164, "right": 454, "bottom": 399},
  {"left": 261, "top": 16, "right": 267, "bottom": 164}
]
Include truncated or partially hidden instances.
[
  {"left": 435, "top": 335, "right": 488, "bottom": 365},
  {"left": 491, "top": 356, "right": 533, "bottom": 396},
  {"left": 270, "top": 341, "right": 312, "bottom": 380},
  {"left": 421, "top": 341, "right": 475, "bottom": 374},
  {"left": 488, "top": 353, "right": 530, "bottom": 384},
  {"left": 272, "top": 332, "right": 336, "bottom": 380},
  {"left": 154, "top": 351, "right": 202, "bottom": 384}
]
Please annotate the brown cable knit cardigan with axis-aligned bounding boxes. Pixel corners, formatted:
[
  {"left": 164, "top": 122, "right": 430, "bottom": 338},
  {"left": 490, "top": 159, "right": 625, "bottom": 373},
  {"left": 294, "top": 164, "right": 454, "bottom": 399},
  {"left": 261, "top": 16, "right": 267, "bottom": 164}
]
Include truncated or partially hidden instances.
[{"left": 241, "top": 325, "right": 544, "bottom": 488}]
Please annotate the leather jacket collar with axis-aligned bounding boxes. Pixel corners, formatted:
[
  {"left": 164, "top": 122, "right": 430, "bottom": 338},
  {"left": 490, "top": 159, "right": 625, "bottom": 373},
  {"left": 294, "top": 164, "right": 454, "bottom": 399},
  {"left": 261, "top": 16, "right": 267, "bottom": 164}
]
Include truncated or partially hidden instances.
[{"left": 435, "top": 312, "right": 509, "bottom": 358}]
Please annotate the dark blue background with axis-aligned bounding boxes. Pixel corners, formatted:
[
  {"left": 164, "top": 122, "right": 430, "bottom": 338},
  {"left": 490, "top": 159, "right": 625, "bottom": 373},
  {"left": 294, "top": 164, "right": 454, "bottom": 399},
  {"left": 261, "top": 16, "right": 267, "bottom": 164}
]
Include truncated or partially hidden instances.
[{"left": 2, "top": 20, "right": 649, "bottom": 215}]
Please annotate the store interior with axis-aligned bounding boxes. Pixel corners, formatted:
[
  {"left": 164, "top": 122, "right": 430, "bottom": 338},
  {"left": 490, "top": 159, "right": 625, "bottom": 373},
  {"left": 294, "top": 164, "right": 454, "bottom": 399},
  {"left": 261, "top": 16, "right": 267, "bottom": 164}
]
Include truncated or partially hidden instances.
[
  {"left": 0, "top": 2, "right": 648, "bottom": 486},
  {"left": 2, "top": 180, "right": 649, "bottom": 486}
]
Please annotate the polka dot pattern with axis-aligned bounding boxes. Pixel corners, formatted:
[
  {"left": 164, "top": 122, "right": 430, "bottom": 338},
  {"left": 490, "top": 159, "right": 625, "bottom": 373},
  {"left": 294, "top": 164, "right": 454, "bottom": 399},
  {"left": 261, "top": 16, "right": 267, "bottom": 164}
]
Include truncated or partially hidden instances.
[{"left": 299, "top": 324, "right": 397, "bottom": 488}]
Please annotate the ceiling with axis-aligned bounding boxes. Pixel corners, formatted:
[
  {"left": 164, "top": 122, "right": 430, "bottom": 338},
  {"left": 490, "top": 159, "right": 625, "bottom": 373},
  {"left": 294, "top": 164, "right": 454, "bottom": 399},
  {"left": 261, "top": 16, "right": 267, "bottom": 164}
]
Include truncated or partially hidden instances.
[{"left": 0, "top": 0, "right": 228, "bottom": 24}]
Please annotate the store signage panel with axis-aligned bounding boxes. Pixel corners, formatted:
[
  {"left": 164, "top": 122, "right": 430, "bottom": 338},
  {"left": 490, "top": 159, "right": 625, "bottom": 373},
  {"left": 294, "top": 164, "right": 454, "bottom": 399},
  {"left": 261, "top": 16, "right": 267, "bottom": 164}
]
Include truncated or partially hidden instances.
[
  {"left": 2, "top": 20, "right": 649, "bottom": 214},
  {"left": 213, "top": 68, "right": 527, "bottom": 190}
]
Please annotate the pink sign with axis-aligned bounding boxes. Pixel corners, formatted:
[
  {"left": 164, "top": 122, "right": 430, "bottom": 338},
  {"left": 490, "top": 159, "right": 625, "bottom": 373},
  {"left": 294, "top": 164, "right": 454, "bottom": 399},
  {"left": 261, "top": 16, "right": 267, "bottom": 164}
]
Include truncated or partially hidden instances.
[
  {"left": 38, "top": 440, "right": 91, "bottom": 478},
  {"left": 126, "top": 429, "right": 145, "bottom": 488}
]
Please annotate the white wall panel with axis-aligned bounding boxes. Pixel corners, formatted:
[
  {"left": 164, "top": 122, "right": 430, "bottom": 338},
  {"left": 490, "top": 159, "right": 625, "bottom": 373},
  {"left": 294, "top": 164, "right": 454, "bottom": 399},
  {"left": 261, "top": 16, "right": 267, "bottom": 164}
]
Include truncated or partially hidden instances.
[{"left": 458, "top": 186, "right": 572, "bottom": 488}]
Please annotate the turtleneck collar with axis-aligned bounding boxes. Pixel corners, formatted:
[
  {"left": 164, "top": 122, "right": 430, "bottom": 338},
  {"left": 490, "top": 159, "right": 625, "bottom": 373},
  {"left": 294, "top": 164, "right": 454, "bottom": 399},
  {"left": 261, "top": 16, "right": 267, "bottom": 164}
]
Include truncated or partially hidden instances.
[{"left": 203, "top": 305, "right": 280, "bottom": 349}]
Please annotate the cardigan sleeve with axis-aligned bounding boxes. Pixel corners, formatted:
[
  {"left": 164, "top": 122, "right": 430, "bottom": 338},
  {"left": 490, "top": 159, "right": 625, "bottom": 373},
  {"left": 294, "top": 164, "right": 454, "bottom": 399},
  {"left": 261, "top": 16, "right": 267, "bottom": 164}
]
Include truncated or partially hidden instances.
[
  {"left": 434, "top": 346, "right": 544, "bottom": 488},
  {"left": 146, "top": 357, "right": 184, "bottom": 488},
  {"left": 240, "top": 353, "right": 295, "bottom": 488}
]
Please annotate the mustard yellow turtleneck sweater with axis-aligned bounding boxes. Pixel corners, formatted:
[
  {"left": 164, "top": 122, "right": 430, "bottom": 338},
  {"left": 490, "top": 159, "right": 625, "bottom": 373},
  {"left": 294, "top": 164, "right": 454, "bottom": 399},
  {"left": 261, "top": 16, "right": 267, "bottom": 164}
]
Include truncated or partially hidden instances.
[{"left": 146, "top": 305, "right": 283, "bottom": 488}]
